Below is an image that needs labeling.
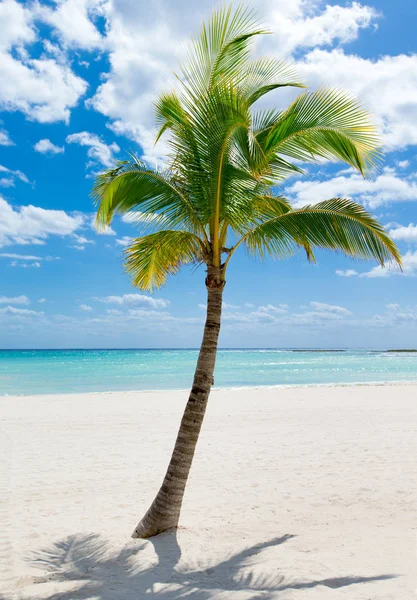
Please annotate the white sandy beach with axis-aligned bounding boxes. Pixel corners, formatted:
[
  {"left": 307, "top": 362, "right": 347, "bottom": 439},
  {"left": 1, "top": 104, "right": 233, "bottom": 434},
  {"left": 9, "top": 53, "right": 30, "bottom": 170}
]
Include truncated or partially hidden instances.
[{"left": 1, "top": 384, "right": 416, "bottom": 599}]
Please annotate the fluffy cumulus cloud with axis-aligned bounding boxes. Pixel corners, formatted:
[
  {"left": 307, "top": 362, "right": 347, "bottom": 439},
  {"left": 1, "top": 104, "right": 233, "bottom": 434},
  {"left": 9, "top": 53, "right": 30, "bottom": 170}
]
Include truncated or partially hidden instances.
[
  {"left": 0, "top": 0, "right": 89, "bottom": 124},
  {"left": 266, "top": 1, "right": 377, "bottom": 55},
  {"left": 0, "top": 56, "right": 87, "bottom": 123},
  {"left": 0, "top": 196, "right": 84, "bottom": 247},
  {"left": 361, "top": 251, "right": 417, "bottom": 278},
  {"left": 389, "top": 223, "right": 417, "bottom": 244},
  {"left": 34, "top": 0, "right": 105, "bottom": 50},
  {"left": 285, "top": 167, "right": 417, "bottom": 209},
  {"left": 300, "top": 50, "right": 417, "bottom": 151},
  {"left": 34, "top": 139, "right": 64, "bottom": 154},
  {"left": 66, "top": 132, "right": 120, "bottom": 169},
  {"left": 93, "top": 293, "right": 169, "bottom": 309}
]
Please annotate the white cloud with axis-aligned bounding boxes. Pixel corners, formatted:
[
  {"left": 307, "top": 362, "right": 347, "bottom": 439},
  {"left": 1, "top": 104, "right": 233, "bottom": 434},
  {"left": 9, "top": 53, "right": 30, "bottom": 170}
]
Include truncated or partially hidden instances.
[
  {"left": 223, "top": 300, "right": 352, "bottom": 328},
  {"left": 336, "top": 269, "right": 358, "bottom": 277},
  {"left": 34, "top": 0, "right": 105, "bottom": 50},
  {"left": 0, "top": 0, "right": 36, "bottom": 50},
  {"left": 93, "top": 293, "right": 169, "bottom": 309},
  {"left": 90, "top": 216, "right": 116, "bottom": 236},
  {"left": 370, "top": 303, "right": 417, "bottom": 327},
  {"left": 0, "top": 163, "right": 30, "bottom": 186},
  {"left": 0, "top": 295, "right": 30, "bottom": 305},
  {"left": 0, "top": 53, "right": 87, "bottom": 124},
  {"left": 300, "top": 49, "right": 417, "bottom": 151},
  {"left": 389, "top": 223, "right": 417, "bottom": 244},
  {"left": 0, "top": 128, "right": 14, "bottom": 146},
  {"left": 268, "top": 2, "right": 377, "bottom": 55},
  {"left": 0, "top": 196, "right": 84, "bottom": 247},
  {"left": 10, "top": 260, "right": 41, "bottom": 268},
  {"left": 72, "top": 234, "right": 95, "bottom": 249},
  {"left": 73, "top": 234, "right": 93, "bottom": 244},
  {"left": 310, "top": 301, "right": 351, "bottom": 315},
  {"left": 0, "top": 252, "right": 43, "bottom": 260},
  {"left": 397, "top": 160, "right": 410, "bottom": 169},
  {"left": 34, "top": 139, "right": 64, "bottom": 154},
  {"left": 116, "top": 236, "right": 133, "bottom": 247},
  {"left": 38, "top": 298, "right": 46, "bottom": 303},
  {"left": 66, "top": 131, "right": 120, "bottom": 169},
  {"left": 0, "top": 306, "right": 43, "bottom": 317},
  {"left": 0, "top": 1, "right": 88, "bottom": 123},
  {"left": 257, "top": 304, "right": 288, "bottom": 314},
  {"left": 223, "top": 302, "right": 241, "bottom": 309},
  {"left": 106, "top": 308, "right": 122, "bottom": 315},
  {"left": 286, "top": 168, "right": 417, "bottom": 209},
  {"left": 0, "top": 177, "right": 15, "bottom": 188},
  {"left": 127, "top": 308, "right": 174, "bottom": 321},
  {"left": 80, "top": 304, "right": 92, "bottom": 311},
  {"left": 361, "top": 251, "right": 417, "bottom": 278}
]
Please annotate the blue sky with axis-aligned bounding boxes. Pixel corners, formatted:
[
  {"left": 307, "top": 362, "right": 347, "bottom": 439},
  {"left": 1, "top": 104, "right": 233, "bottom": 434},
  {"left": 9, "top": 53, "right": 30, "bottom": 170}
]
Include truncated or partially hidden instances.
[{"left": 1, "top": 0, "right": 417, "bottom": 349}]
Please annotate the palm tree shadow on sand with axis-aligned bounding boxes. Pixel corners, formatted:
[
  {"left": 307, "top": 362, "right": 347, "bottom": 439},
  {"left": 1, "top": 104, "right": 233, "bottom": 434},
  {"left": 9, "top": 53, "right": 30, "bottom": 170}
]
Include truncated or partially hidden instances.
[{"left": 9, "top": 532, "right": 396, "bottom": 599}]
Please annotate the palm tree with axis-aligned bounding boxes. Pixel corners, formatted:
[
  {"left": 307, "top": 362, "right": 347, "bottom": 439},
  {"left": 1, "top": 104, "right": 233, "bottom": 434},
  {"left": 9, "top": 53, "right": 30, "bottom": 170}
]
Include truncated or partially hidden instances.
[{"left": 93, "top": 5, "right": 401, "bottom": 539}]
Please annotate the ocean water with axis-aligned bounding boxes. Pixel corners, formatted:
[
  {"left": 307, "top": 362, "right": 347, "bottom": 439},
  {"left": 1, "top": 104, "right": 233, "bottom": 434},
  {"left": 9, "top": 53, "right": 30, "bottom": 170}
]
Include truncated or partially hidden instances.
[{"left": 1, "top": 349, "right": 417, "bottom": 395}]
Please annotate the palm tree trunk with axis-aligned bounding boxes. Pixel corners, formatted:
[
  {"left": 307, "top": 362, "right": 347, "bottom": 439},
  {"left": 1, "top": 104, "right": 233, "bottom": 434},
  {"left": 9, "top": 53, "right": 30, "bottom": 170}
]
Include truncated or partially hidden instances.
[{"left": 132, "top": 269, "right": 224, "bottom": 538}]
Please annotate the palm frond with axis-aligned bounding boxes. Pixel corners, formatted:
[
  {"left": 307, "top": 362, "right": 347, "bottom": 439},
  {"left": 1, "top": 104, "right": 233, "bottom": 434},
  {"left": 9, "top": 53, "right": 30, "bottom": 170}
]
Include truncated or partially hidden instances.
[
  {"left": 179, "top": 4, "right": 265, "bottom": 98},
  {"left": 125, "top": 230, "right": 204, "bottom": 291},
  {"left": 92, "top": 158, "right": 206, "bottom": 236},
  {"left": 260, "top": 88, "right": 381, "bottom": 175},
  {"left": 242, "top": 198, "right": 401, "bottom": 266},
  {"left": 154, "top": 91, "right": 188, "bottom": 144},
  {"left": 239, "top": 57, "right": 305, "bottom": 105}
]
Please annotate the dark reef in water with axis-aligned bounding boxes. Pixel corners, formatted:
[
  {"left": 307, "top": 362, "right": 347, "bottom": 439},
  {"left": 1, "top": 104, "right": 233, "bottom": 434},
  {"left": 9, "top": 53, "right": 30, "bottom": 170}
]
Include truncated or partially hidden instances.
[{"left": 385, "top": 349, "right": 417, "bottom": 353}]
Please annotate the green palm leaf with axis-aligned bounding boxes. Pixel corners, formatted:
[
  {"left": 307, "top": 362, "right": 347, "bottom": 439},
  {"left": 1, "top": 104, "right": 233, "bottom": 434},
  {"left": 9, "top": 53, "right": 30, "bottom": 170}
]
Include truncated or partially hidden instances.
[
  {"left": 242, "top": 198, "right": 400, "bottom": 265},
  {"left": 125, "top": 230, "right": 204, "bottom": 290},
  {"left": 93, "top": 158, "right": 207, "bottom": 238},
  {"left": 259, "top": 88, "right": 381, "bottom": 174}
]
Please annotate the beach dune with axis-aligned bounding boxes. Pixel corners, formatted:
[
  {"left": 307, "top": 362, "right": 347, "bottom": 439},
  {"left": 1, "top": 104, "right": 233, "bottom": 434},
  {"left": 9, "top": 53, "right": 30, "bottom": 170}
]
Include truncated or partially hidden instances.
[{"left": 1, "top": 384, "right": 416, "bottom": 598}]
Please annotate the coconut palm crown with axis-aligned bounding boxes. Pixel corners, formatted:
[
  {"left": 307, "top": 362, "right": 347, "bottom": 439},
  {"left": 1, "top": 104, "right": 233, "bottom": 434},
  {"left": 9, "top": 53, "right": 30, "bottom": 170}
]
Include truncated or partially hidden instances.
[{"left": 93, "top": 5, "right": 401, "bottom": 539}]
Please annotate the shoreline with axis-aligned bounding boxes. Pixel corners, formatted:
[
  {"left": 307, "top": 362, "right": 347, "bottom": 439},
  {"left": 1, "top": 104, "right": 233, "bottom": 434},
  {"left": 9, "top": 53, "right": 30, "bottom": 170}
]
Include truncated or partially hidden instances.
[{"left": 3, "top": 377, "right": 417, "bottom": 398}]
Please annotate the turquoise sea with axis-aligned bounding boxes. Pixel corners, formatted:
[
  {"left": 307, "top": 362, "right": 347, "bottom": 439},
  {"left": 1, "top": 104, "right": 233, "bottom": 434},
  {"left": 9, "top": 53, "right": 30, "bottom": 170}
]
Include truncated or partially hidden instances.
[{"left": 1, "top": 349, "right": 417, "bottom": 395}]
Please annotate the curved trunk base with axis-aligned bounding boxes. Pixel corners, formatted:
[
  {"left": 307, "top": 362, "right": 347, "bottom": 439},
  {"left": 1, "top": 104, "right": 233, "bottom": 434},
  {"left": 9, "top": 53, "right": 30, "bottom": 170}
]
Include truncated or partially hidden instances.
[{"left": 132, "top": 519, "right": 178, "bottom": 539}]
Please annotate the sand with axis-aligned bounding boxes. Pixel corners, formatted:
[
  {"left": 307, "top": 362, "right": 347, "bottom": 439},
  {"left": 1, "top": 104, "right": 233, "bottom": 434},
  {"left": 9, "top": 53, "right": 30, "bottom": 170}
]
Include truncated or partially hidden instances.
[{"left": 1, "top": 384, "right": 416, "bottom": 599}]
